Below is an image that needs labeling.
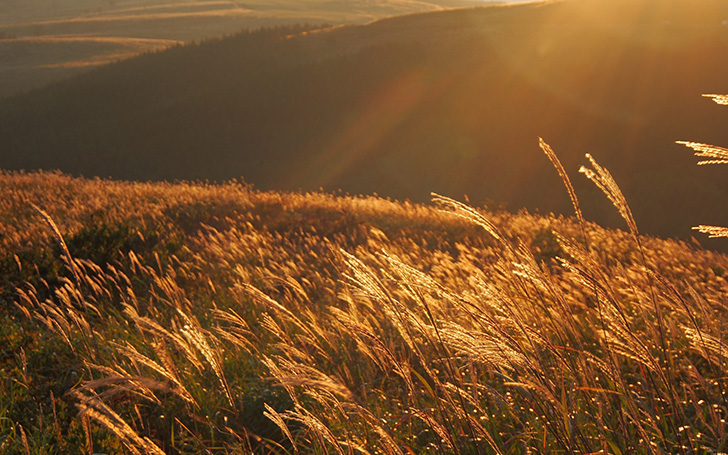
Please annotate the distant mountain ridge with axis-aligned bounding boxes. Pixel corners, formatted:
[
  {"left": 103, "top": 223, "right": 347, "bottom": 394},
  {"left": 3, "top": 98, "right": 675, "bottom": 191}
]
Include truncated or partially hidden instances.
[{"left": 3, "top": 0, "right": 728, "bottom": 245}]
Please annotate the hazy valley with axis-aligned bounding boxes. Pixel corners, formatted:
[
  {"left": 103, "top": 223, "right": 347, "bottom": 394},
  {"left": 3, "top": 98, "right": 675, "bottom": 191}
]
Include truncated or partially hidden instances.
[{"left": 3, "top": 0, "right": 728, "bottom": 242}]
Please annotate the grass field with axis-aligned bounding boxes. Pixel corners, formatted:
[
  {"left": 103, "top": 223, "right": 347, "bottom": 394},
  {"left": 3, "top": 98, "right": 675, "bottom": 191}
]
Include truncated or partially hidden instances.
[{"left": 3, "top": 138, "right": 728, "bottom": 453}]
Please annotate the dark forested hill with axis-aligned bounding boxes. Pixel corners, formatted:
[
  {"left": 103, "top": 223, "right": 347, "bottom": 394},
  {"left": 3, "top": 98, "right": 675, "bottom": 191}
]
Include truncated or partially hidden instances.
[
  {"left": 3, "top": 0, "right": 728, "bottom": 243},
  {"left": 0, "top": 0, "right": 485, "bottom": 97}
]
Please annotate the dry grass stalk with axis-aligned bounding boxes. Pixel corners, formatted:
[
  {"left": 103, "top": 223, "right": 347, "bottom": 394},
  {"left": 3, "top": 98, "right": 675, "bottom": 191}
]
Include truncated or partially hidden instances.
[
  {"left": 692, "top": 225, "right": 728, "bottom": 239},
  {"left": 285, "top": 407, "right": 346, "bottom": 455},
  {"left": 678, "top": 94, "right": 728, "bottom": 242},
  {"left": 122, "top": 304, "right": 206, "bottom": 374},
  {"left": 77, "top": 376, "right": 169, "bottom": 405},
  {"left": 539, "top": 138, "right": 585, "bottom": 233},
  {"left": 341, "top": 319, "right": 415, "bottom": 396},
  {"left": 177, "top": 313, "right": 234, "bottom": 408},
  {"left": 702, "top": 93, "right": 728, "bottom": 105},
  {"left": 82, "top": 414, "right": 93, "bottom": 454},
  {"left": 431, "top": 193, "right": 506, "bottom": 245},
  {"left": 440, "top": 323, "right": 528, "bottom": 372},
  {"left": 684, "top": 327, "right": 728, "bottom": 365},
  {"left": 29, "top": 202, "right": 81, "bottom": 288},
  {"left": 411, "top": 409, "right": 457, "bottom": 452},
  {"left": 676, "top": 141, "right": 728, "bottom": 165},
  {"left": 74, "top": 391, "right": 165, "bottom": 455},
  {"left": 264, "top": 403, "right": 299, "bottom": 453},
  {"left": 579, "top": 154, "right": 638, "bottom": 237},
  {"left": 112, "top": 341, "right": 197, "bottom": 406},
  {"left": 18, "top": 424, "right": 30, "bottom": 455}
]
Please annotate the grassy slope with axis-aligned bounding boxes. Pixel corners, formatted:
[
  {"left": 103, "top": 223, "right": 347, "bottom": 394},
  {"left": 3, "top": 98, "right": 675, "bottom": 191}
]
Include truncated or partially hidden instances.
[
  {"left": 2, "top": 170, "right": 728, "bottom": 453},
  {"left": 0, "top": 0, "right": 483, "bottom": 97},
  {"left": 2, "top": 0, "right": 728, "bottom": 242}
]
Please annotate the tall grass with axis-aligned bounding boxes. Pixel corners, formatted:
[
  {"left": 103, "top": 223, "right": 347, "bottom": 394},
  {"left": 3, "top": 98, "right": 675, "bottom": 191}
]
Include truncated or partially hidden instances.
[
  {"left": 2, "top": 161, "right": 728, "bottom": 453},
  {"left": 678, "top": 93, "right": 728, "bottom": 240}
]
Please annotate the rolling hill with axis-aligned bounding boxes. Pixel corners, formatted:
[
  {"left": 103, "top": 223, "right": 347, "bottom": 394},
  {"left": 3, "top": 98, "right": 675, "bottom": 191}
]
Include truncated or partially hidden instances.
[
  {"left": 3, "top": 0, "right": 728, "bottom": 244},
  {"left": 0, "top": 0, "right": 483, "bottom": 97}
]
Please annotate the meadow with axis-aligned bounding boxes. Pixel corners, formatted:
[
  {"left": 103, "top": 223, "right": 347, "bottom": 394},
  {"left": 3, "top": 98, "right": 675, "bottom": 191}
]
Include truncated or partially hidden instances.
[{"left": 3, "top": 139, "right": 728, "bottom": 454}]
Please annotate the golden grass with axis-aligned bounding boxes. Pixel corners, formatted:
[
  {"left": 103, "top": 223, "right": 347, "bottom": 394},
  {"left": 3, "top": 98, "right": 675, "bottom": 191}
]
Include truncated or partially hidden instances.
[
  {"left": 4, "top": 161, "right": 728, "bottom": 453},
  {"left": 539, "top": 138, "right": 584, "bottom": 231},
  {"left": 579, "top": 153, "right": 638, "bottom": 239},
  {"left": 28, "top": 202, "right": 80, "bottom": 287},
  {"left": 676, "top": 141, "right": 728, "bottom": 166},
  {"left": 677, "top": 93, "right": 728, "bottom": 239}
]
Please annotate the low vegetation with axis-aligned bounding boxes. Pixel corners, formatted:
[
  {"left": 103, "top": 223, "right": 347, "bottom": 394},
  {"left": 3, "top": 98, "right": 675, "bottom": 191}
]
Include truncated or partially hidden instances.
[{"left": 3, "top": 138, "right": 728, "bottom": 453}]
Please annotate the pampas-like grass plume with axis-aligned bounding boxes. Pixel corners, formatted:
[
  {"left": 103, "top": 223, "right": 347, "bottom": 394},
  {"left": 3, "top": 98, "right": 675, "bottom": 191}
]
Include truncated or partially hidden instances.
[
  {"left": 676, "top": 141, "right": 728, "bottom": 165},
  {"left": 539, "top": 138, "right": 584, "bottom": 229},
  {"left": 579, "top": 154, "right": 638, "bottom": 237},
  {"left": 702, "top": 93, "right": 728, "bottom": 105},
  {"left": 678, "top": 94, "right": 728, "bottom": 238},
  {"left": 74, "top": 391, "right": 166, "bottom": 455},
  {"left": 692, "top": 225, "right": 728, "bottom": 239},
  {"left": 29, "top": 202, "right": 80, "bottom": 287}
]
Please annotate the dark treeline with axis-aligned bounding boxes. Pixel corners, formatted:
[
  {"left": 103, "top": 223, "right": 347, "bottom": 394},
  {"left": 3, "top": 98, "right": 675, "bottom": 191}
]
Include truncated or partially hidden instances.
[{"left": 3, "top": 0, "right": 728, "bottom": 243}]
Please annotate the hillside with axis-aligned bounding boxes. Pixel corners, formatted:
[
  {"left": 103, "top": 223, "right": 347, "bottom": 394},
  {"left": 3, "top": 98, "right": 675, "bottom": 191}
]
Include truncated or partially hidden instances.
[
  {"left": 3, "top": 0, "right": 728, "bottom": 243},
  {"left": 0, "top": 0, "right": 483, "bottom": 97},
  {"left": 3, "top": 171, "right": 728, "bottom": 453}
]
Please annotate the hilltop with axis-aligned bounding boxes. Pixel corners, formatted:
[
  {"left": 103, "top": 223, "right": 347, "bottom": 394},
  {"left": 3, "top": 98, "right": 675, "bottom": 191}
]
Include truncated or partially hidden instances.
[{"left": 3, "top": 0, "right": 728, "bottom": 242}]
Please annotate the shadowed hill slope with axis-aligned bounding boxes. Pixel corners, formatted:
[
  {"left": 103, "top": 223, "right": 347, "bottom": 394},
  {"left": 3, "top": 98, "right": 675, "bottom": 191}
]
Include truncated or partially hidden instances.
[
  {"left": 0, "top": 0, "right": 485, "bottom": 97},
  {"left": 3, "top": 0, "right": 728, "bottom": 243}
]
